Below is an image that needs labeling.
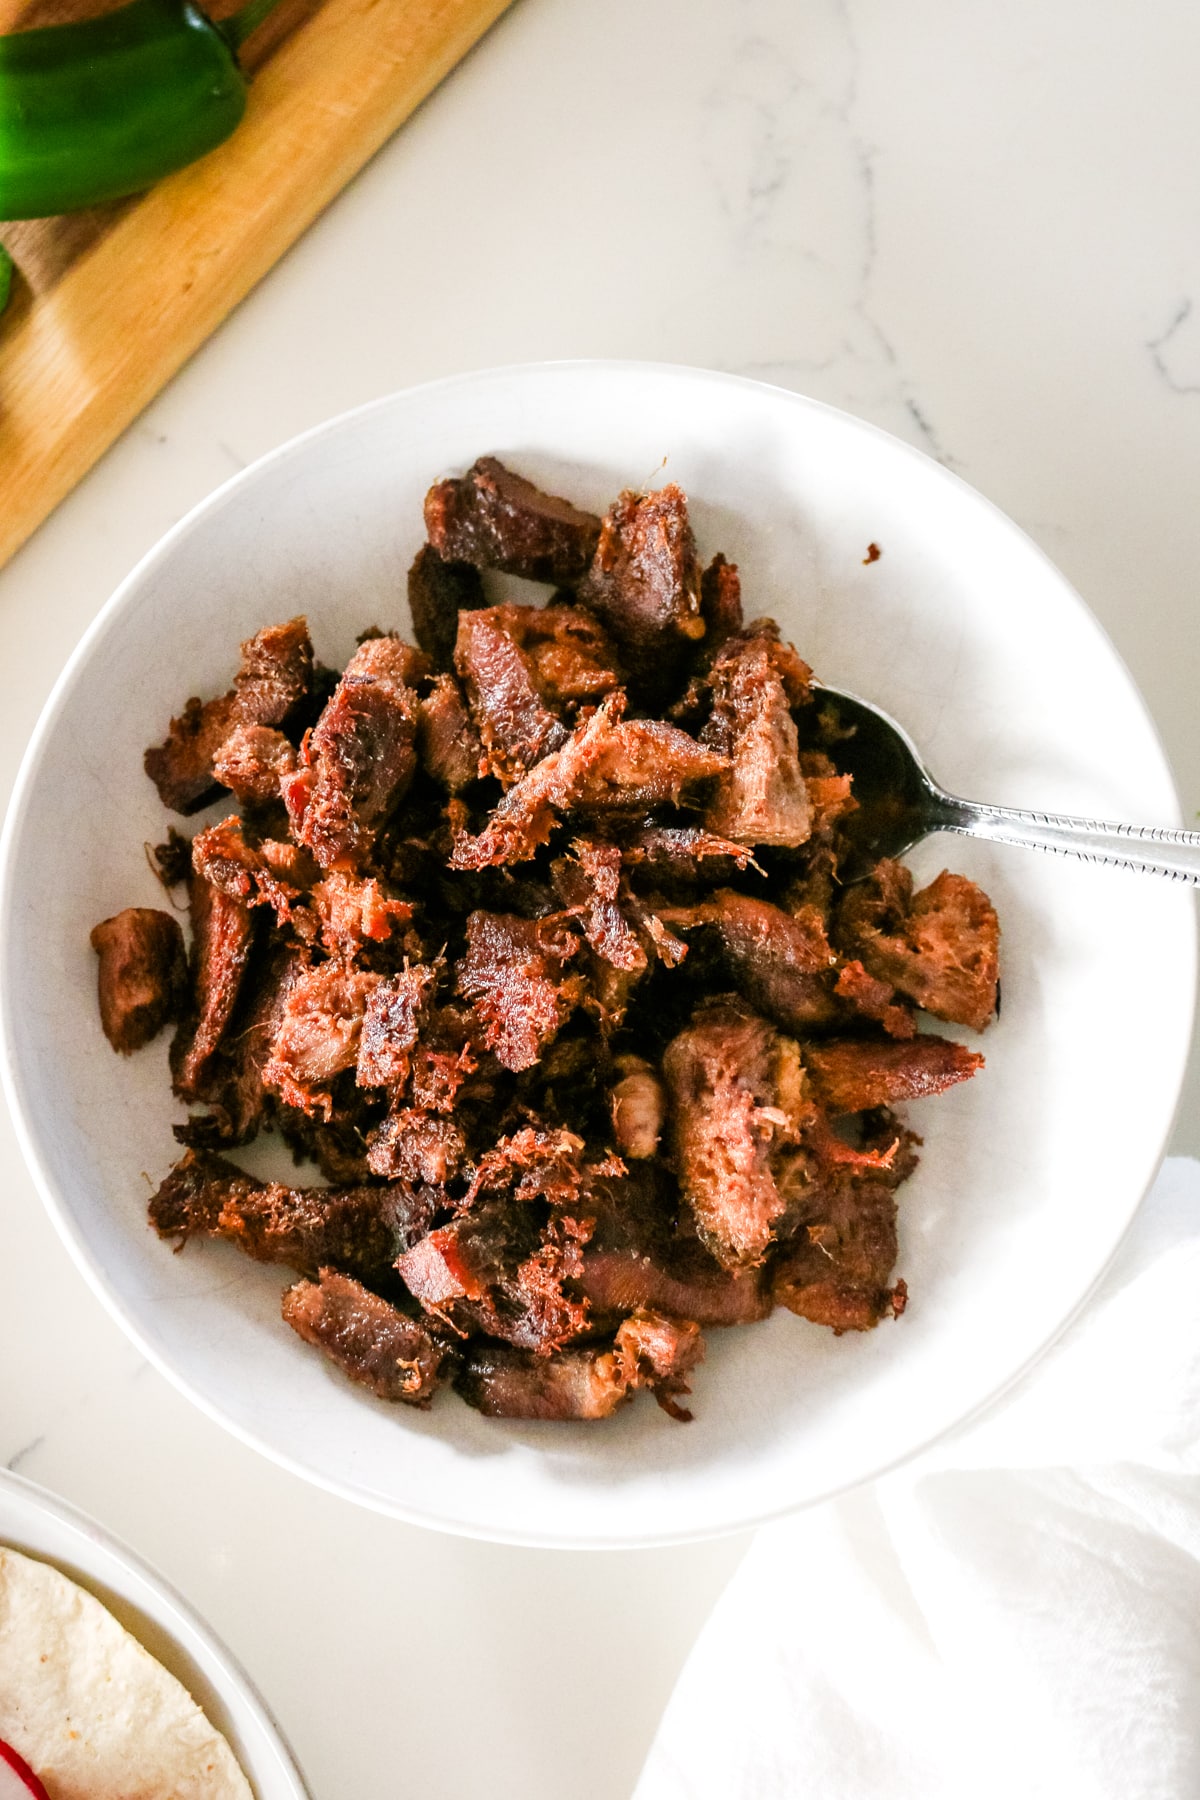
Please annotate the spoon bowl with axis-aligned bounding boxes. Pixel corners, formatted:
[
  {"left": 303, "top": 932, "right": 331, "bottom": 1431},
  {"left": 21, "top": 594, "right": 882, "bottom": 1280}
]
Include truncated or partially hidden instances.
[{"left": 816, "top": 681, "right": 1200, "bottom": 885}]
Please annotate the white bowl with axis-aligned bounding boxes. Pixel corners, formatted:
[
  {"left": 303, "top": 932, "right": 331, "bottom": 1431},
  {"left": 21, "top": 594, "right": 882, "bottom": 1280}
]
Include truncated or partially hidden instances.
[
  {"left": 1, "top": 362, "right": 1193, "bottom": 1548},
  {"left": 0, "top": 1468, "right": 309, "bottom": 1795}
]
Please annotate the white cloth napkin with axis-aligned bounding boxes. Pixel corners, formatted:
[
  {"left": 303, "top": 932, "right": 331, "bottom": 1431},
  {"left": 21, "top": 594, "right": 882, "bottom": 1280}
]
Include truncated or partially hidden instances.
[{"left": 636, "top": 1156, "right": 1200, "bottom": 1800}]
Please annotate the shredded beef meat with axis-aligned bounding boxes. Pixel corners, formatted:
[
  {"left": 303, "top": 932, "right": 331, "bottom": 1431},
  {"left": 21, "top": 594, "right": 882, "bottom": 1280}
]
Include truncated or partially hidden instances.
[
  {"left": 90, "top": 907, "right": 187, "bottom": 1054},
  {"left": 356, "top": 964, "right": 437, "bottom": 1092},
  {"left": 456, "top": 911, "right": 585, "bottom": 1071},
  {"left": 455, "top": 607, "right": 569, "bottom": 783},
  {"left": 262, "top": 963, "right": 381, "bottom": 1118},
  {"left": 282, "top": 1269, "right": 454, "bottom": 1405},
  {"left": 211, "top": 724, "right": 297, "bottom": 807},
  {"left": 417, "top": 675, "right": 482, "bottom": 793},
  {"left": 772, "top": 1179, "right": 905, "bottom": 1332},
  {"left": 191, "top": 815, "right": 309, "bottom": 928},
  {"left": 177, "top": 937, "right": 311, "bottom": 1145},
  {"left": 367, "top": 1109, "right": 466, "bottom": 1184},
  {"left": 171, "top": 872, "right": 257, "bottom": 1101},
  {"left": 283, "top": 636, "right": 420, "bottom": 871},
  {"left": 104, "top": 460, "right": 1001, "bottom": 1423},
  {"left": 658, "top": 889, "right": 839, "bottom": 1032},
  {"left": 145, "top": 617, "right": 313, "bottom": 814},
  {"left": 699, "top": 552, "right": 744, "bottom": 650},
  {"left": 456, "top": 1309, "right": 703, "bottom": 1421},
  {"left": 450, "top": 693, "right": 726, "bottom": 870},
  {"left": 835, "top": 859, "right": 1000, "bottom": 1032},
  {"left": 425, "top": 456, "right": 601, "bottom": 584},
  {"left": 577, "top": 485, "right": 705, "bottom": 679},
  {"left": 663, "top": 1002, "right": 808, "bottom": 1269},
  {"left": 701, "top": 628, "right": 813, "bottom": 847},
  {"left": 551, "top": 840, "right": 646, "bottom": 972},
  {"left": 309, "top": 870, "right": 411, "bottom": 958}
]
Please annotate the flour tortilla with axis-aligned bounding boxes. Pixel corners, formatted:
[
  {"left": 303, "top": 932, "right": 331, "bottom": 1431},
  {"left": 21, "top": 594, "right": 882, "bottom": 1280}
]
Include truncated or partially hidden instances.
[{"left": 0, "top": 1547, "right": 253, "bottom": 1799}]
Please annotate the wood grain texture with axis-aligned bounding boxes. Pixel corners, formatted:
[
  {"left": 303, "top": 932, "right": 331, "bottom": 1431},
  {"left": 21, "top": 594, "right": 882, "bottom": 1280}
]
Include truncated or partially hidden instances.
[{"left": 0, "top": 0, "right": 513, "bottom": 569}]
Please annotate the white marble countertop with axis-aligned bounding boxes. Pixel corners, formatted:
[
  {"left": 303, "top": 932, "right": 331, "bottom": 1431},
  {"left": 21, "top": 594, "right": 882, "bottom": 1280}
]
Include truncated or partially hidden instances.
[{"left": 2, "top": 2, "right": 1198, "bottom": 1793}]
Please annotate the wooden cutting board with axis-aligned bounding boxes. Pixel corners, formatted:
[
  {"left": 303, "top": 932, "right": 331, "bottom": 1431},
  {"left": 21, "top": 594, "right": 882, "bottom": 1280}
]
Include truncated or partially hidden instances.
[{"left": 0, "top": 0, "right": 514, "bottom": 571}]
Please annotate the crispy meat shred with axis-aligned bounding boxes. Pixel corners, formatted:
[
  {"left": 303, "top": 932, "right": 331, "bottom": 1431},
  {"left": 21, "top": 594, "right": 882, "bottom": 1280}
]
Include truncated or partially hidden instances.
[{"left": 101, "top": 468, "right": 999, "bottom": 1423}]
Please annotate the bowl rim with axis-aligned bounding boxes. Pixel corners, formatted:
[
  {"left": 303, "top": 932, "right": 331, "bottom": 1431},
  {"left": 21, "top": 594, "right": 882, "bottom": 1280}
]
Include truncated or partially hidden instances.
[
  {"left": 2, "top": 358, "right": 1194, "bottom": 1548},
  {"left": 0, "top": 1465, "right": 311, "bottom": 1794}
]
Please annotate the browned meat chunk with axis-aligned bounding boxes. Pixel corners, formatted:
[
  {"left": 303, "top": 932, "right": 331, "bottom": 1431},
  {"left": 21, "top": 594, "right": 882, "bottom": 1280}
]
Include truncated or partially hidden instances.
[
  {"left": 416, "top": 675, "right": 482, "bottom": 793},
  {"left": 407, "top": 543, "right": 486, "bottom": 671},
  {"left": 579, "top": 1246, "right": 768, "bottom": 1329},
  {"left": 609, "top": 1054, "right": 667, "bottom": 1158},
  {"left": 508, "top": 605, "right": 623, "bottom": 705},
  {"left": 283, "top": 1269, "right": 453, "bottom": 1405},
  {"left": 149, "top": 1148, "right": 430, "bottom": 1282},
  {"left": 145, "top": 617, "right": 312, "bottom": 813},
  {"left": 659, "top": 890, "right": 839, "bottom": 1031},
  {"left": 397, "top": 1215, "right": 510, "bottom": 1310},
  {"left": 835, "top": 859, "right": 1000, "bottom": 1032},
  {"left": 663, "top": 1002, "right": 807, "bottom": 1269},
  {"left": 425, "top": 455, "right": 601, "bottom": 585},
  {"left": 455, "top": 1309, "right": 703, "bottom": 1421},
  {"left": 455, "top": 608, "right": 568, "bottom": 783},
  {"left": 456, "top": 1341, "right": 626, "bottom": 1421},
  {"left": 803, "top": 1035, "right": 983, "bottom": 1115},
  {"left": 577, "top": 485, "right": 705, "bottom": 673},
  {"left": 552, "top": 839, "right": 646, "bottom": 972},
  {"left": 457, "top": 911, "right": 584, "bottom": 1071},
  {"left": 701, "top": 629, "right": 813, "bottom": 847},
  {"left": 90, "top": 907, "right": 187, "bottom": 1054},
  {"left": 366, "top": 1109, "right": 466, "bottom": 1185},
  {"left": 171, "top": 873, "right": 257, "bottom": 1101},
  {"left": 772, "top": 1180, "right": 905, "bottom": 1333},
  {"left": 283, "top": 637, "right": 419, "bottom": 871},
  {"left": 262, "top": 963, "right": 382, "bottom": 1118},
  {"left": 211, "top": 724, "right": 296, "bottom": 807},
  {"left": 450, "top": 693, "right": 725, "bottom": 870},
  {"left": 355, "top": 964, "right": 438, "bottom": 1092}
]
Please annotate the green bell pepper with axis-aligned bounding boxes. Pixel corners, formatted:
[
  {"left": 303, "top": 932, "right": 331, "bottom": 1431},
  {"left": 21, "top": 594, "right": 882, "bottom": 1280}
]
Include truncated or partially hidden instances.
[{"left": 0, "top": 0, "right": 283, "bottom": 221}]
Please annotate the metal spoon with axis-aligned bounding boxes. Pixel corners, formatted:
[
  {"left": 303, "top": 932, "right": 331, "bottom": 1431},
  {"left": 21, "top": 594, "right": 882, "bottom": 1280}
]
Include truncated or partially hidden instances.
[{"left": 814, "top": 683, "right": 1200, "bottom": 884}]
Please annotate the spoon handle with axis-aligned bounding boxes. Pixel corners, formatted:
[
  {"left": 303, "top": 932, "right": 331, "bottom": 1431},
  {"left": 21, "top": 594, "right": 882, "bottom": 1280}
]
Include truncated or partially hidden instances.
[{"left": 936, "top": 794, "right": 1200, "bottom": 884}]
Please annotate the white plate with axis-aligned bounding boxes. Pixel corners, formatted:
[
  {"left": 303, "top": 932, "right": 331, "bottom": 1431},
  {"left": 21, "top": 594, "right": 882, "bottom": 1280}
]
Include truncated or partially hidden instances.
[
  {"left": 0, "top": 1468, "right": 308, "bottom": 1796},
  {"left": 0, "top": 362, "right": 1193, "bottom": 1548}
]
